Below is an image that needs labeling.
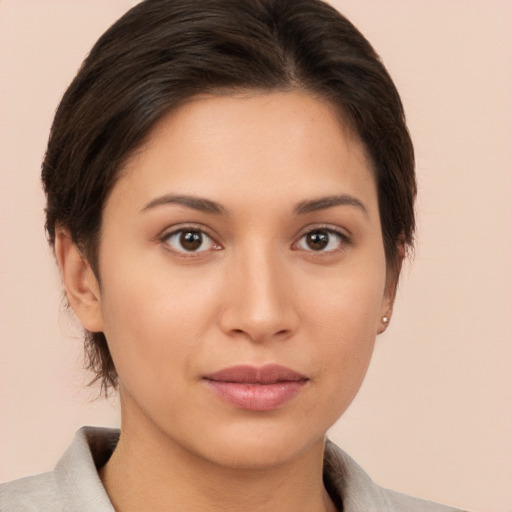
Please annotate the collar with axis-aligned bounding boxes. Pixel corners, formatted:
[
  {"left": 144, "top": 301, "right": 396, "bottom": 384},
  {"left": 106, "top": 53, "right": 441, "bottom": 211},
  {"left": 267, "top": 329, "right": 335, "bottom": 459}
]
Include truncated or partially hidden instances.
[{"left": 52, "top": 426, "right": 400, "bottom": 512}]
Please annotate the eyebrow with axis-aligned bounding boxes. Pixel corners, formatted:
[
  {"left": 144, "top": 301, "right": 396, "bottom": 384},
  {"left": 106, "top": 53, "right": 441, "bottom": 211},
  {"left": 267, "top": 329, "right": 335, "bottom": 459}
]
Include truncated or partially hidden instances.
[
  {"left": 293, "top": 194, "right": 368, "bottom": 216},
  {"left": 140, "top": 193, "right": 367, "bottom": 217},
  {"left": 140, "top": 194, "right": 227, "bottom": 215}
]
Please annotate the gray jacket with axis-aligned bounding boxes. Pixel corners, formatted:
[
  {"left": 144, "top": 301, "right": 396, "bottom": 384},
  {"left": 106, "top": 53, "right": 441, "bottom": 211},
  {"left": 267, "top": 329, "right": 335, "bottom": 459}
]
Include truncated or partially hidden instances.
[{"left": 0, "top": 427, "right": 467, "bottom": 511}]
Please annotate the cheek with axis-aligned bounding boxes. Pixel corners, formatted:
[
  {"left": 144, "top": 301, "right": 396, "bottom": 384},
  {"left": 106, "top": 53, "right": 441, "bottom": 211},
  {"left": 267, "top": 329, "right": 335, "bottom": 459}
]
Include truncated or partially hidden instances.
[
  {"left": 299, "top": 264, "right": 385, "bottom": 407},
  {"left": 309, "top": 296, "right": 378, "bottom": 378},
  {"left": 97, "top": 255, "right": 223, "bottom": 389},
  {"left": 303, "top": 260, "right": 386, "bottom": 340}
]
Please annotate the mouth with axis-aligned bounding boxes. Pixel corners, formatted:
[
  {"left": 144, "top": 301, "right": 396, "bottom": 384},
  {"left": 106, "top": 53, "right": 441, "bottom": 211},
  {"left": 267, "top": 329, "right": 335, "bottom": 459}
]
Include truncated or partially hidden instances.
[{"left": 203, "top": 364, "right": 309, "bottom": 411}]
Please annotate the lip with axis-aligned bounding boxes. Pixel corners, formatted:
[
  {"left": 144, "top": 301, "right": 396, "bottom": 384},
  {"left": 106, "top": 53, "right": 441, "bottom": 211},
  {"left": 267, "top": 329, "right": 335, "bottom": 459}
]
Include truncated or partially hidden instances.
[{"left": 203, "top": 364, "right": 308, "bottom": 411}]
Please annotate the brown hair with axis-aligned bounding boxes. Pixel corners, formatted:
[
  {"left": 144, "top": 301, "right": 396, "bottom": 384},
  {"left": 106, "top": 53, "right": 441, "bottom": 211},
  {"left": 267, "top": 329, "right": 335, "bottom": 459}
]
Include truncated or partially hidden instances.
[{"left": 42, "top": 0, "right": 415, "bottom": 394}]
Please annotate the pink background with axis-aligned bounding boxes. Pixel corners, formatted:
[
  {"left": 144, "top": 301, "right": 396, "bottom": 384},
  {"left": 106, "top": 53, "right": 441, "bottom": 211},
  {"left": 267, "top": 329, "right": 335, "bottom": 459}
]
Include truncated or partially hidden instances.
[{"left": 1, "top": 1, "right": 511, "bottom": 511}]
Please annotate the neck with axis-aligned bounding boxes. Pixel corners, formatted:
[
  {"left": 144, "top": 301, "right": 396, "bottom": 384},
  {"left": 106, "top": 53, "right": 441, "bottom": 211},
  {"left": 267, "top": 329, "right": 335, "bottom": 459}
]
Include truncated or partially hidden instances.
[{"left": 100, "top": 400, "right": 337, "bottom": 512}]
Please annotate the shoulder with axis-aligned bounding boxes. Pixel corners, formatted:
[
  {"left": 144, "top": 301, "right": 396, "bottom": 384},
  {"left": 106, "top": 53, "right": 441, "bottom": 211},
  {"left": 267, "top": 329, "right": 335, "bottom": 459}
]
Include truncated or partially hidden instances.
[
  {"left": 0, "top": 471, "right": 60, "bottom": 512},
  {"left": 323, "top": 439, "right": 468, "bottom": 512},
  {"left": 384, "top": 489, "right": 464, "bottom": 512},
  {"left": 0, "top": 426, "right": 119, "bottom": 512}
]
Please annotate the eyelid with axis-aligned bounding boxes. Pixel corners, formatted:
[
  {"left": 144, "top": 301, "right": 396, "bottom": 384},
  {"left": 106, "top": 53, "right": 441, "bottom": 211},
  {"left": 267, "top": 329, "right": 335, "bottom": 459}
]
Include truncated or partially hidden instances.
[
  {"left": 157, "top": 222, "right": 351, "bottom": 256},
  {"left": 159, "top": 224, "right": 223, "bottom": 255},
  {"left": 292, "top": 224, "right": 352, "bottom": 252},
  {"left": 293, "top": 223, "right": 351, "bottom": 240}
]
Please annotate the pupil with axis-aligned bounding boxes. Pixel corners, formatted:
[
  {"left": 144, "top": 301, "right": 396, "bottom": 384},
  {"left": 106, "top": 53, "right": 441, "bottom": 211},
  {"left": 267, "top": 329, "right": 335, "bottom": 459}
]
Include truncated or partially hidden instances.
[
  {"left": 180, "top": 231, "right": 202, "bottom": 251},
  {"left": 307, "top": 231, "right": 329, "bottom": 250}
]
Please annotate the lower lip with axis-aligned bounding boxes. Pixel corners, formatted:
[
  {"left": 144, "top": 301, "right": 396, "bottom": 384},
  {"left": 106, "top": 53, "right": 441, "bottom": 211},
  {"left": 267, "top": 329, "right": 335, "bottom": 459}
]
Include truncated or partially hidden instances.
[{"left": 205, "top": 380, "right": 307, "bottom": 411}]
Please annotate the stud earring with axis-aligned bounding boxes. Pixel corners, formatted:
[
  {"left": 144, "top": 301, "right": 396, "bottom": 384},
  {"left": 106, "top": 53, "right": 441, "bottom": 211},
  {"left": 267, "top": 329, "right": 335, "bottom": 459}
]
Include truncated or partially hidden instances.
[{"left": 381, "top": 315, "right": 389, "bottom": 324}]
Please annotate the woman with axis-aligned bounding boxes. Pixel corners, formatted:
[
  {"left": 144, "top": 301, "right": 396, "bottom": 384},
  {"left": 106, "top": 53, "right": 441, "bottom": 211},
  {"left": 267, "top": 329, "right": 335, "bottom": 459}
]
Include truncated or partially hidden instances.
[{"left": 1, "top": 1, "right": 468, "bottom": 510}]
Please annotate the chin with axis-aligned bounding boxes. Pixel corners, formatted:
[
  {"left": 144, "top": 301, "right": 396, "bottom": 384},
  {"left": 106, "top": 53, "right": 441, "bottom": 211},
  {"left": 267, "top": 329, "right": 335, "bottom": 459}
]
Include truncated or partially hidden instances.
[{"left": 182, "top": 419, "right": 327, "bottom": 470}]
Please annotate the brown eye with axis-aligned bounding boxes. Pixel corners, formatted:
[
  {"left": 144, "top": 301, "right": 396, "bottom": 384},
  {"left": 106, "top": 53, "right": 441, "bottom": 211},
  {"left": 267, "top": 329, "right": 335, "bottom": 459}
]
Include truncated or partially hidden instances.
[
  {"left": 297, "top": 229, "right": 344, "bottom": 252},
  {"left": 180, "top": 231, "right": 203, "bottom": 251},
  {"left": 305, "top": 231, "right": 329, "bottom": 250},
  {"left": 165, "top": 229, "right": 216, "bottom": 253}
]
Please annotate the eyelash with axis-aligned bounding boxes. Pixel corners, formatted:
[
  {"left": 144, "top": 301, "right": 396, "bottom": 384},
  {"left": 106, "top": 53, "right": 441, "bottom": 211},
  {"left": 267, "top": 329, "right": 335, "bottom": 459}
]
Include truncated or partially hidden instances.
[
  {"left": 293, "top": 226, "right": 351, "bottom": 254},
  {"left": 160, "top": 225, "right": 351, "bottom": 256},
  {"left": 160, "top": 225, "right": 221, "bottom": 257}
]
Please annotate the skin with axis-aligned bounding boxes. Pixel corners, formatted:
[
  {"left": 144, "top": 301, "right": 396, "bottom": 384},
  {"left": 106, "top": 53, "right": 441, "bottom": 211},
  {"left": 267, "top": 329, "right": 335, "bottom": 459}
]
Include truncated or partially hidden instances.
[{"left": 56, "top": 91, "right": 395, "bottom": 512}]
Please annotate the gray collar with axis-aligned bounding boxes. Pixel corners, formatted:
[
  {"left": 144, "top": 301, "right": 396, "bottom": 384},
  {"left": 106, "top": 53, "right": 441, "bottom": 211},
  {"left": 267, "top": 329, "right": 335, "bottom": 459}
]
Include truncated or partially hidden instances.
[{"left": 48, "top": 426, "right": 458, "bottom": 512}]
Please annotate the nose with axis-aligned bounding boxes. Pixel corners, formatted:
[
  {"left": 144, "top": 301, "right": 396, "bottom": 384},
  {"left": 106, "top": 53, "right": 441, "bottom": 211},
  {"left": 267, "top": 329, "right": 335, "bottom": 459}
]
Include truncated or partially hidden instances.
[{"left": 218, "top": 246, "right": 299, "bottom": 343}]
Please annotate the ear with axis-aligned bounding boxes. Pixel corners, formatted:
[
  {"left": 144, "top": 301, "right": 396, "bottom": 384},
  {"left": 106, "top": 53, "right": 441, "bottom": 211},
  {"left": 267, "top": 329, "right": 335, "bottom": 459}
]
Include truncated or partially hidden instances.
[
  {"left": 54, "top": 228, "right": 104, "bottom": 333},
  {"left": 377, "top": 237, "right": 406, "bottom": 335},
  {"left": 376, "top": 295, "right": 393, "bottom": 335}
]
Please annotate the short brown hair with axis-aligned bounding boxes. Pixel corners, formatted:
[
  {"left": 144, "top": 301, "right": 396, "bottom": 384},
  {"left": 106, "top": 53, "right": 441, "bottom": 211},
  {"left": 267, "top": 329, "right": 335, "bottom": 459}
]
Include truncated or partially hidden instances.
[{"left": 42, "top": 0, "right": 415, "bottom": 394}]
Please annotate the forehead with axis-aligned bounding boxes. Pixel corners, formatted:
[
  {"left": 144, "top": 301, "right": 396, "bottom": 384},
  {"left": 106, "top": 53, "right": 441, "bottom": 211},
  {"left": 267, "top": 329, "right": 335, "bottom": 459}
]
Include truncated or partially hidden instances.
[
  {"left": 111, "top": 91, "right": 377, "bottom": 215},
  {"left": 142, "top": 90, "right": 366, "bottom": 162}
]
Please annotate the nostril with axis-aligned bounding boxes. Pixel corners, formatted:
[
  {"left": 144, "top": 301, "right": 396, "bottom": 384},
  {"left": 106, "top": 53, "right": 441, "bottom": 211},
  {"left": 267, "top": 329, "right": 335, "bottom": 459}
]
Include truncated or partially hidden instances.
[{"left": 227, "top": 327, "right": 292, "bottom": 343}]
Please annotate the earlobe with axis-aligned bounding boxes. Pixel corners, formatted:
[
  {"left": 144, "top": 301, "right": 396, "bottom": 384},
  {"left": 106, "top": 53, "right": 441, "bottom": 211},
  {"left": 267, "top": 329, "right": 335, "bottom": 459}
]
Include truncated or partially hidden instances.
[
  {"left": 377, "top": 308, "right": 392, "bottom": 335},
  {"left": 377, "top": 237, "right": 406, "bottom": 335},
  {"left": 54, "top": 228, "right": 104, "bottom": 333},
  {"left": 377, "top": 279, "right": 396, "bottom": 335},
  {"left": 376, "top": 272, "right": 399, "bottom": 334}
]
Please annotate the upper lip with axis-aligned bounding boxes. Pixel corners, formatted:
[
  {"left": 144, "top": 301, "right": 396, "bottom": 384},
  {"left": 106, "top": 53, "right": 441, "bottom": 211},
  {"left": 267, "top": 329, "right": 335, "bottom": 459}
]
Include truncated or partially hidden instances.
[{"left": 204, "top": 364, "right": 308, "bottom": 384}]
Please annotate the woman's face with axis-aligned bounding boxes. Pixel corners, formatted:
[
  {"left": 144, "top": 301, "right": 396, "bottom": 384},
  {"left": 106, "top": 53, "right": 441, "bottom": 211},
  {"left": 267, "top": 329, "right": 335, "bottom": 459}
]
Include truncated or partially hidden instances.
[{"left": 92, "top": 91, "right": 392, "bottom": 468}]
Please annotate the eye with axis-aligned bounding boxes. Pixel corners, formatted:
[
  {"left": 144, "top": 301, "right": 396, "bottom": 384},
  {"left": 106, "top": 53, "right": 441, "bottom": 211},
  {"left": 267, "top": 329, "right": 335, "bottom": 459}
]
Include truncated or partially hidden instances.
[
  {"left": 163, "top": 229, "right": 218, "bottom": 254},
  {"left": 296, "top": 229, "right": 346, "bottom": 252}
]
